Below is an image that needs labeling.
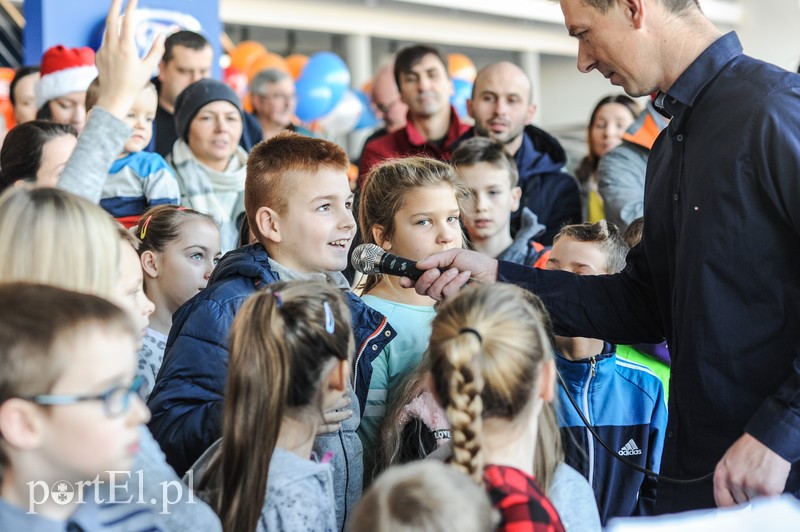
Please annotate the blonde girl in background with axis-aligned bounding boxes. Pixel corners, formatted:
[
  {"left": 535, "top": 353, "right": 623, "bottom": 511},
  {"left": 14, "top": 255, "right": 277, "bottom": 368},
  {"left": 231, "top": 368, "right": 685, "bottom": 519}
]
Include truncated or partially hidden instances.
[
  {"left": 356, "top": 156, "right": 468, "bottom": 479},
  {"left": 428, "top": 283, "right": 565, "bottom": 531},
  {"left": 190, "top": 281, "right": 354, "bottom": 532},
  {"left": 0, "top": 185, "right": 220, "bottom": 531},
  {"left": 134, "top": 205, "right": 221, "bottom": 399}
]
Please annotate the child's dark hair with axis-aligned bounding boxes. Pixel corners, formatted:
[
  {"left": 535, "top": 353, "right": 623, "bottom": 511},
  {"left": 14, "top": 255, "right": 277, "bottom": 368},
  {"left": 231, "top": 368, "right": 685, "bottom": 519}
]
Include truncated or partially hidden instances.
[
  {"left": 9, "top": 65, "right": 39, "bottom": 106},
  {"left": 0, "top": 283, "right": 134, "bottom": 467},
  {"left": 245, "top": 132, "right": 349, "bottom": 246},
  {"left": 358, "top": 157, "right": 469, "bottom": 294},
  {"left": 622, "top": 217, "right": 644, "bottom": 248},
  {"left": 554, "top": 220, "right": 629, "bottom": 274},
  {"left": 428, "top": 283, "right": 553, "bottom": 481},
  {"left": 203, "top": 280, "right": 354, "bottom": 532},
  {"left": 0, "top": 120, "right": 77, "bottom": 191},
  {"left": 451, "top": 136, "right": 519, "bottom": 188},
  {"left": 133, "top": 205, "right": 218, "bottom": 256}
]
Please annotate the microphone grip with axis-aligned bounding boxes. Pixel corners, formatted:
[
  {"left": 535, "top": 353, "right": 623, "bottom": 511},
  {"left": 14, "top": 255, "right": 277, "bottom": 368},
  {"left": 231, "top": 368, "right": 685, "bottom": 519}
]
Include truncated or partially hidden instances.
[{"left": 379, "top": 253, "right": 425, "bottom": 281}]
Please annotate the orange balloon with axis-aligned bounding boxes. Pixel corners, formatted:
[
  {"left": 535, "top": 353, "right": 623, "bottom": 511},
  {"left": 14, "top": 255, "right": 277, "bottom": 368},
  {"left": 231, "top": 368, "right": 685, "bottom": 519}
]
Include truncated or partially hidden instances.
[
  {"left": 285, "top": 54, "right": 309, "bottom": 80},
  {"left": 0, "top": 67, "right": 16, "bottom": 129},
  {"left": 448, "top": 53, "right": 477, "bottom": 82},
  {"left": 229, "top": 41, "right": 268, "bottom": 73},
  {"left": 248, "top": 52, "right": 290, "bottom": 80},
  {"left": 361, "top": 79, "right": 372, "bottom": 96}
]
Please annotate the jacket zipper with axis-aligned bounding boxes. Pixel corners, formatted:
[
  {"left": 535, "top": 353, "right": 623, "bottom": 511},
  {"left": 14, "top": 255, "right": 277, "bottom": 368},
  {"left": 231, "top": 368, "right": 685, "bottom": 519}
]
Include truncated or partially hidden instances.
[
  {"left": 353, "top": 317, "right": 389, "bottom": 390},
  {"left": 584, "top": 356, "right": 597, "bottom": 486}
]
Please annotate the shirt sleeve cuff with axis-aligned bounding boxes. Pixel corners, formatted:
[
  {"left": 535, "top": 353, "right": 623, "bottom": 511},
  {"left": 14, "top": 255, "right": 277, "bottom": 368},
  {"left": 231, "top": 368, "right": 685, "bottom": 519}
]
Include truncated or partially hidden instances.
[{"left": 745, "top": 396, "right": 800, "bottom": 463}]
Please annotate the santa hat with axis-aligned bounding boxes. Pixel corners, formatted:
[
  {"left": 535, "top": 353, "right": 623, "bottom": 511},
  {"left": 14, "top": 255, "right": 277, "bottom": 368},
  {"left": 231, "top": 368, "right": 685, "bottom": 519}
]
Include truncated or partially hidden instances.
[{"left": 35, "top": 45, "right": 98, "bottom": 109}]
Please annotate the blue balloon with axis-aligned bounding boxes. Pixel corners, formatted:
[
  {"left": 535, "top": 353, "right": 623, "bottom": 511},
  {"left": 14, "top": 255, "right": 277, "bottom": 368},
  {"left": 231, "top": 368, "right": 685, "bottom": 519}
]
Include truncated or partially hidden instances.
[
  {"left": 298, "top": 52, "right": 351, "bottom": 109},
  {"left": 295, "top": 76, "right": 336, "bottom": 122},
  {"left": 451, "top": 78, "right": 473, "bottom": 119},
  {"left": 354, "top": 89, "right": 379, "bottom": 129}
]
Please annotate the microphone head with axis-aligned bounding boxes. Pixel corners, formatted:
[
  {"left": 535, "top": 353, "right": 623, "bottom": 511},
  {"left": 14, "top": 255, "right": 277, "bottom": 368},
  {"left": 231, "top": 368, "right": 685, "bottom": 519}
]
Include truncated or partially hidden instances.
[{"left": 351, "top": 243, "right": 385, "bottom": 275}]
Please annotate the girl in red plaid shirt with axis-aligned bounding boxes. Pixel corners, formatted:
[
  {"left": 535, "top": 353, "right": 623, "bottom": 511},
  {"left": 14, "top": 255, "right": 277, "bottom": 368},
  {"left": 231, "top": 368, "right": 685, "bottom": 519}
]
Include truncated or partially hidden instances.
[{"left": 428, "top": 283, "right": 565, "bottom": 532}]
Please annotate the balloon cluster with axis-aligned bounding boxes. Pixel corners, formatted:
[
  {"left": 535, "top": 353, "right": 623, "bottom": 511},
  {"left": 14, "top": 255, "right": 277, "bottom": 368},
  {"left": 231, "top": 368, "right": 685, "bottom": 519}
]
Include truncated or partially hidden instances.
[
  {"left": 447, "top": 53, "right": 476, "bottom": 119},
  {"left": 223, "top": 41, "right": 477, "bottom": 134}
]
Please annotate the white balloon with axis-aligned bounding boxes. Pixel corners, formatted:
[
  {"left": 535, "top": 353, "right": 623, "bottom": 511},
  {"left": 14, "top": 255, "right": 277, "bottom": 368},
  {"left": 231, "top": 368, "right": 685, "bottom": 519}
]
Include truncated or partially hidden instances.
[{"left": 318, "top": 89, "right": 363, "bottom": 135}]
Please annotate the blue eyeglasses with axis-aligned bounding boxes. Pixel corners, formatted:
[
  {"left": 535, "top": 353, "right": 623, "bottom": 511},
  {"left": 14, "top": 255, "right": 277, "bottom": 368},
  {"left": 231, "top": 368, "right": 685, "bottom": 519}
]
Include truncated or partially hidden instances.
[{"left": 23, "top": 375, "right": 146, "bottom": 418}]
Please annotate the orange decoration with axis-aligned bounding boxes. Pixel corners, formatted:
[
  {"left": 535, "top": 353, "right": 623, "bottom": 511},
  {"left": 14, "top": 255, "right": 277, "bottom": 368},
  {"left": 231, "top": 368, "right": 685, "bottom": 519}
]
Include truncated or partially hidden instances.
[
  {"left": 0, "top": 67, "right": 16, "bottom": 129},
  {"left": 229, "top": 41, "right": 268, "bottom": 73},
  {"left": 285, "top": 54, "right": 309, "bottom": 80},
  {"left": 247, "top": 52, "right": 290, "bottom": 80},
  {"left": 448, "top": 53, "right": 477, "bottom": 82}
]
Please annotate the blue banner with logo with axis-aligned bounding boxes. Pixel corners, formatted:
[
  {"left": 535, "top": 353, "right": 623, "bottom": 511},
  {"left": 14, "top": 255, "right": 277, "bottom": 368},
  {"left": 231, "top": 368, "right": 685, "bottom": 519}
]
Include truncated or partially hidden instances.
[{"left": 24, "top": 0, "right": 221, "bottom": 77}]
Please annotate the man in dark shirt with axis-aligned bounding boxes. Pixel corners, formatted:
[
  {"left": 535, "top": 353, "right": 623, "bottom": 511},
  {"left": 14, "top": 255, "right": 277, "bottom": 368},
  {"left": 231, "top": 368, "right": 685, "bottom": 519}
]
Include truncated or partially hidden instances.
[
  {"left": 406, "top": 0, "right": 800, "bottom": 515},
  {"left": 151, "top": 31, "right": 213, "bottom": 157}
]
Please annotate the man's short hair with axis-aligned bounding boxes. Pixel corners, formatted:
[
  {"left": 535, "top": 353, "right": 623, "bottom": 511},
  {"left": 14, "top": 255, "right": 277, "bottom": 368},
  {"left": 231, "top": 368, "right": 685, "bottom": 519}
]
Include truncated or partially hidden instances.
[
  {"left": 554, "top": 220, "right": 629, "bottom": 274},
  {"left": 162, "top": 30, "right": 210, "bottom": 64},
  {"left": 251, "top": 69, "right": 292, "bottom": 96},
  {"left": 393, "top": 44, "right": 448, "bottom": 88},
  {"left": 451, "top": 137, "right": 519, "bottom": 188},
  {"left": 245, "top": 132, "right": 349, "bottom": 245},
  {"left": 580, "top": 0, "right": 698, "bottom": 13}
]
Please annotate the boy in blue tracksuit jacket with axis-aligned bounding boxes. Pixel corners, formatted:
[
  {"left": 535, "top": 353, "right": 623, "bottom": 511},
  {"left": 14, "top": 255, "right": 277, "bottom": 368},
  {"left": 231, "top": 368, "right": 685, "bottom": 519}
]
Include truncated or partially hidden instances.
[
  {"left": 147, "top": 134, "right": 395, "bottom": 532},
  {"left": 544, "top": 221, "right": 667, "bottom": 524}
]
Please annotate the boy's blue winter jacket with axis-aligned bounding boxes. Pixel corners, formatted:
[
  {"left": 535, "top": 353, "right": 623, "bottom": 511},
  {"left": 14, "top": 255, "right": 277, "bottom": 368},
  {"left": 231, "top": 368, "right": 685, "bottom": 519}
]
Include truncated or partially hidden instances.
[
  {"left": 555, "top": 344, "right": 667, "bottom": 525},
  {"left": 147, "top": 244, "right": 395, "bottom": 477}
]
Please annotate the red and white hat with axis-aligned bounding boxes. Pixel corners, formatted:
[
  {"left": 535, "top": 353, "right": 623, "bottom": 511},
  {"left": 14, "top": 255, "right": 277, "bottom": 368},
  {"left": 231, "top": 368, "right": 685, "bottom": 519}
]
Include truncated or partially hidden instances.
[{"left": 35, "top": 45, "right": 98, "bottom": 109}]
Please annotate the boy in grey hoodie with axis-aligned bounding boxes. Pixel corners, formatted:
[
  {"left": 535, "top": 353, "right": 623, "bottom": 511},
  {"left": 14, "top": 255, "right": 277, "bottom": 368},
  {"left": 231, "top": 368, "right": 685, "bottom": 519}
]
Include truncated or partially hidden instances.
[{"left": 453, "top": 137, "right": 550, "bottom": 267}]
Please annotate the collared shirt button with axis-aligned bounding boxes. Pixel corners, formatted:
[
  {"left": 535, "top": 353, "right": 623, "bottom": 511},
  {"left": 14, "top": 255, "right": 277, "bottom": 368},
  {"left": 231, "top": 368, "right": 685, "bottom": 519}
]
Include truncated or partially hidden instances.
[
  {"left": 667, "top": 430, "right": 674, "bottom": 439},
  {"left": 673, "top": 193, "right": 679, "bottom": 201},
  {"left": 384, "top": 330, "right": 392, "bottom": 337},
  {"left": 676, "top": 133, "right": 684, "bottom": 142},
  {"left": 670, "top": 98, "right": 677, "bottom": 104},
  {"left": 372, "top": 344, "right": 378, "bottom": 351}
]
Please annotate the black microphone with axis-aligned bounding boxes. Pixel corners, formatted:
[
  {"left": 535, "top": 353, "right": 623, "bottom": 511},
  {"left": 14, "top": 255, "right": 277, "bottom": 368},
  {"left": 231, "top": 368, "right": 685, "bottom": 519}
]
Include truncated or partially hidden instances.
[{"left": 351, "top": 243, "right": 424, "bottom": 281}]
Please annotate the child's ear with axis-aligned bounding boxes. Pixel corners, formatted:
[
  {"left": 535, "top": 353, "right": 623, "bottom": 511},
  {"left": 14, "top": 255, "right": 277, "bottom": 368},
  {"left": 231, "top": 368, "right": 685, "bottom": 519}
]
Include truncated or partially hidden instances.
[
  {"left": 538, "top": 358, "right": 556, "bottom": 404},
  {"left": 140, "top": 250, "right": 159, "bottom": 279},
  {"left": 510, "top": 186, "right": 522, "bottom": 212},
  {"left": 372, "top": 224, "right": 391, "bottom": 252},
  {"left": 86, "top": 108, "right": 93, "bottom": 121},
  {"left": 255, "top": 206, "right": 281, "bottom": 244},
  {"left": 0, "top": 399, "right": 46, "bottom": 452},
  {"left": 328, "top": 359, "right": 349, "bottom": 392}
]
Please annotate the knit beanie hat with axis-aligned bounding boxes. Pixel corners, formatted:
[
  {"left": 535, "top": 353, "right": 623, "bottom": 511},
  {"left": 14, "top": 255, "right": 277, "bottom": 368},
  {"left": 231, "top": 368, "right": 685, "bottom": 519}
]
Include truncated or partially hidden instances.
[
  {"left": 36, "top": 45, "right": 97, "bottom": 109},
  {"left": 174, "top": 79, "right": 244, "bottom": 142}
]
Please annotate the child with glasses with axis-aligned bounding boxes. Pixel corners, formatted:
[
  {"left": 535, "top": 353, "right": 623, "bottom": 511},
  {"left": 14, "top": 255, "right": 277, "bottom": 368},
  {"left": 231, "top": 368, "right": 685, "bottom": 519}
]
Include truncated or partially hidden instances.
[{"left": 0, "top": 283, "right": 157, "bottom": 530}]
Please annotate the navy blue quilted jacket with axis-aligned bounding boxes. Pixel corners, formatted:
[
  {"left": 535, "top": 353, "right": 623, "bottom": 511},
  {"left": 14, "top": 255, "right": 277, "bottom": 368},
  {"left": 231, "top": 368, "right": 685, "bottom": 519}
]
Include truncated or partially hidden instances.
[{"left": 147, "top": 244, "right": 395, "bottom": 477}]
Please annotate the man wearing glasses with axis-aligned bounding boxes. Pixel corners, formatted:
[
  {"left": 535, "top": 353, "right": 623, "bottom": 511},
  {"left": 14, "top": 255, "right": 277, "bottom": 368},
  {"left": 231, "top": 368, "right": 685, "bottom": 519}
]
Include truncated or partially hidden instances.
[{"left": 250, "top": 68, "right": 313, "bottom": 141}]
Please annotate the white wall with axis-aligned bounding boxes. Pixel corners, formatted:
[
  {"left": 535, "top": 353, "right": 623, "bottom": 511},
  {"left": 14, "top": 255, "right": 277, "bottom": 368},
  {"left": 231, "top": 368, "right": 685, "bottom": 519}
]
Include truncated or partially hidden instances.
[{"left": 736, "top": 0, "right": 800, "bottom": 72}]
